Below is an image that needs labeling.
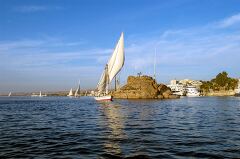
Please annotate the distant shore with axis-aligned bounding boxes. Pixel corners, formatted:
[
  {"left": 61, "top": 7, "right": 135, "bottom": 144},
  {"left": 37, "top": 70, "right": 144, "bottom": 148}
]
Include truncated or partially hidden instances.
[
  {"left": 0, "top": 92, "right": 238, "bottom": 97},
  {"left": 0, "top": 91, "right": 69, "bottom": 97},
  {"left": 1, "top": 72, "right": 239, "bottom": 98},
  {"left": 202, "top": 90, "right": 236, "bottom": 96}
]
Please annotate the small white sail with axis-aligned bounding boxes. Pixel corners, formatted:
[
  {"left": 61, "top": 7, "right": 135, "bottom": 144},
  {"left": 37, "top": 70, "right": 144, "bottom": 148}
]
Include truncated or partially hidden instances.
[
  {"left": 97, "top": 69, "right": 107, "bottom": 94},
  {"left": 68, "top": 88, "right": 73, "bottom": 96},
  {"left": 74, "top": 81, "right": 81, "bottom": 97},
  {"left": 8, "top": 92, "right": 11, "bottom": 97},
  {"left": 39, "top": 91, "right": 42, "bottom": 97},
  {"left": 96, "top": 32, "right": 125, "bottom": 95},
  {"left": 74, "top": 88, "right": 79, "bottom": 97}
]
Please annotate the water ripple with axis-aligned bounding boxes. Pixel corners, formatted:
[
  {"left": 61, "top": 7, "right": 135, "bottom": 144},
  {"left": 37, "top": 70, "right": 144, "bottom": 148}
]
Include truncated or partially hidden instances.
[{"left": 0, "top": 96, "right": 240, "bottom": 158}]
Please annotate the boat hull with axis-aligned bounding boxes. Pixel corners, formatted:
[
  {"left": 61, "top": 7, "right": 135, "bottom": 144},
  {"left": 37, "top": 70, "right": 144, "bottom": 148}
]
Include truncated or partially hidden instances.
[
  {"left": 173, "top": 91, "right": 185, "bottom": 96},
  {"left": 94, "top": 95, "right": 112, "bottom": 101},
  {"left": 235, "top": 93, "right": 240, "bottom": 97},
  {"left": 186, "top": 93, "right": 200, "bottom": 97}
]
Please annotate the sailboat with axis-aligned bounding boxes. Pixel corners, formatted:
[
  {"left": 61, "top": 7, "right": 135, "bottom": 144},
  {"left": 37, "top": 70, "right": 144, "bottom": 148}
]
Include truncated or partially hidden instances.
[
  {"left": 8, "top": 92, "right": 12, "bottom": 97},
  {"left": 31, "top": 92, "right": 38, "bottom": 97},
  {"left": 67, "top": 88, "right": 73, "bottom": 97},
  {"left": 74, "top": 81, "right": 81, "bottom": 97},
  {"left": 94, "top": 32, "right": 125, "bottom": 101},
  {"left": 39, "top": 91, "right": 47, "bottom": 97},
  {"left": 31, "top": 91, "right": 47, "bottom": 97}
]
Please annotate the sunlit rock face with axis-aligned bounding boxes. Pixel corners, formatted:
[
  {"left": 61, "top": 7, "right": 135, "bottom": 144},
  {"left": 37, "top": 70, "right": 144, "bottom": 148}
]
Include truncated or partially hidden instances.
[{"left": 112, "top": 75, "right": 179, "bottom": 99}]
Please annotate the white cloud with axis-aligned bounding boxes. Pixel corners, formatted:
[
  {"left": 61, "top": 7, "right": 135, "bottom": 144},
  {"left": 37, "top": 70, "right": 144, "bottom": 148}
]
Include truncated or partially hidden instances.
[
  {"left": 218, "top": 13, "right": 240, "bottom": 28},
  {"left": 0, "top": 38, "right": 112, "bottom": 70},
  {"left": 123, "top": 14, "right": 240, "bottom": 81},
  {"left": 0, "top": 38, "right": 86, "bottom": 52},
  {"left": 126, "top": 30, "right": 240, "bottom": 67},
  {"left": 14, "top": 5, "right": 63, "bottom": 13}
]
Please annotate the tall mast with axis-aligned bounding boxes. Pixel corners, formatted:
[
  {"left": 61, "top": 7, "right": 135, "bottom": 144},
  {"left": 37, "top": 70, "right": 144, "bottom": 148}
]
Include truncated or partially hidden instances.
[
  {"left": 78, "top": 80, "right": 80, "bottom": 93},
  {"left": 154, "top": 47, "right": 156, "bottom": 80},
  {"left": 114, "top": 76, "right": 117, "bottom": 91},
  {"left": 105, "top": 64, "right": 109, "bottom": 94}
]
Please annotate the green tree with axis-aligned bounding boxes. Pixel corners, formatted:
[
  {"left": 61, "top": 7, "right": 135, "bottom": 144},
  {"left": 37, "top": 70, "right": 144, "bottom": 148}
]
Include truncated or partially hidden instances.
[
  {"left": 200, "top": 71, "right": 238, "bottom": 92},
  {"left": 215, "top": 71, "right": 228, "bottom": 87}
]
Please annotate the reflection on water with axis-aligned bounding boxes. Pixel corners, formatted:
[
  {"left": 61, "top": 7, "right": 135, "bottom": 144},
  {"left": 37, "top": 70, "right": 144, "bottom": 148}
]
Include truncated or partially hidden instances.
[{"left": 99, "top": 102, "right": 126, "bottom": 156}]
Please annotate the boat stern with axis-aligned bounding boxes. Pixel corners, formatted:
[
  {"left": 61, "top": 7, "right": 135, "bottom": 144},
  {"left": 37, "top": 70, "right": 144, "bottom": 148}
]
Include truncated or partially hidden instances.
[{"left": 94, "top": 95, "right": 112, "bottom": 101}]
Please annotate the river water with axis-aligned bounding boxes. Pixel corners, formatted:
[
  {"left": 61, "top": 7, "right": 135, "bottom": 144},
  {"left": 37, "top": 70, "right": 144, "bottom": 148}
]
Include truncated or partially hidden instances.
[{"left": 0, "top": 96, "right": 239, "bottom": 158}]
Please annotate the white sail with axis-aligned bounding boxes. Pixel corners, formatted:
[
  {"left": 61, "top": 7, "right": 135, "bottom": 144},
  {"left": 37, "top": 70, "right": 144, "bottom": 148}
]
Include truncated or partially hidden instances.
[
  {"left": 107, "top": 32, "right": 124, "bottom": 82},
  {"left": 74, "top": 88, "right": 79, "bottom": 97},
  {"left": 68, "top": 88, "right": 73, "bottom": 96},
  {"left": 8, "top": 92, "right": 11, "bottom": 97},
  {"left": 39, "top": 91, "right": 42, "bottom": 97},
  {"left": 96, "top": 32, "right": 124, "bottom": 95},
  {"left": 74, "top": 81, "right": 81, "bottom": 97},
  {"left": 97, "top": 67, "right": 108, "bottom": 94}
]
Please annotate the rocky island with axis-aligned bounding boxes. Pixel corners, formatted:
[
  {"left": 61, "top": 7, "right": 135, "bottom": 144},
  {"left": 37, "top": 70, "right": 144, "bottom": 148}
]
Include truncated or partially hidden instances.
[{"left": 112, "top": 75, "right": 179, "bottom": 99}]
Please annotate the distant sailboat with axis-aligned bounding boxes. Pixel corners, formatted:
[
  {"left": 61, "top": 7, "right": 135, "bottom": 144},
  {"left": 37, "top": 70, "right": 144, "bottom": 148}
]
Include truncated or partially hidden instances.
[
  {"left": 74, "top": 81, "right": 81, "bottom": 97},
  {"left": 8, "top": 92, "right": 12, "bottom": 97},
  {"left": 31, "top": 91, "right": 47, "bottom": 97},
  {"left": 39, "top": 91, "right": 47, "bottom": 97},
  {"left": 67, "top": 88, "right": 73, "bottom": 97},
  {"left": 94, "top": 32, "right": 125, "bottom": 101},
  {"left": 31, "top": 93, "right": 38, "bottom": 97}
]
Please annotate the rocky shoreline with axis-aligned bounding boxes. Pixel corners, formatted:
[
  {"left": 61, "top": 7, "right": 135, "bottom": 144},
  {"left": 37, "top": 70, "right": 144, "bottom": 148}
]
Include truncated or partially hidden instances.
[{"left": 112, "top": 75, "right": 179, "bottom": 99}]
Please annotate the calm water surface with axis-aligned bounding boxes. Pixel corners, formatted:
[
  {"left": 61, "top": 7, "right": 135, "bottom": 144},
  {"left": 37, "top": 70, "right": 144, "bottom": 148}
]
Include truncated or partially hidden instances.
[{"left": 0, "top": 96, "right": 240, "bottom": 158}]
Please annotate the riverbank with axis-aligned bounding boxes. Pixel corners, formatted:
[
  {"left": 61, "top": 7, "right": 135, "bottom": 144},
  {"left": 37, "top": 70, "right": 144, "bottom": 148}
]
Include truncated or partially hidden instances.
[
  {"left": 203, "top": 90, "right": 235, "bottom": 96},
  {"left": 0, "top": 91, "right": 69, "bottom": 97}
]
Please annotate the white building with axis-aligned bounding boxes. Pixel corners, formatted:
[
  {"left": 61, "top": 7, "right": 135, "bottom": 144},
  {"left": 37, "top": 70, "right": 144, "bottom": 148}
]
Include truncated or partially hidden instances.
[
  {"left": 235, "top": 79, "right": 240, "bottom": 95},
  {"left": 167, "top": 80, "right": 186, "bottom": 96}
]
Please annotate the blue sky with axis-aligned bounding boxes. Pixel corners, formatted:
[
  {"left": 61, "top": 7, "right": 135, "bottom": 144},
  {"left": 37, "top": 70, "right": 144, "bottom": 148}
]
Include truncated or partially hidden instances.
[{"left": 1, "top": 0, "right": 240, "bottom": 93}]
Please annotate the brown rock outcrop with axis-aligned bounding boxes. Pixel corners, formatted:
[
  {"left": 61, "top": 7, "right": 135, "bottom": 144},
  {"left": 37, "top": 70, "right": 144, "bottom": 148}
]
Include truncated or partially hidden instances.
[{"left": 112, "top": 75, "right": 179, "bottom": 99}]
